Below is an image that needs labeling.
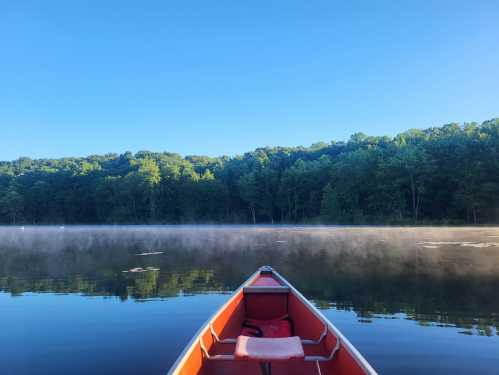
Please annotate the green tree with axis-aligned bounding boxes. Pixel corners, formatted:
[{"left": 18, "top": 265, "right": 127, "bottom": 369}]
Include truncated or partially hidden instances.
[{"left": 0, "top": 186, "right": 24, "bottom": 224}]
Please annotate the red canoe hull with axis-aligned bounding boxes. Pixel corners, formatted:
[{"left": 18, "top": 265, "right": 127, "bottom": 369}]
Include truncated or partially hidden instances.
[{"left": 168, "top": 267, "right": 377, "bottom": 375}]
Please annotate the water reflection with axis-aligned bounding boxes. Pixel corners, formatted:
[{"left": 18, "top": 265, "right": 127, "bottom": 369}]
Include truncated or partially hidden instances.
[{"left": 1, "top": 226, "right": 499, "bottom": 336}]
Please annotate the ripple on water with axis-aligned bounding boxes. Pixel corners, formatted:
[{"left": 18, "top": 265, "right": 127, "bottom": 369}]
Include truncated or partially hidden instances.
[
  {"left": 122, "top": 267, "right": 160, "bottom": 273},
  {"left": 135, "top": 251, "right": 164, "bottom": 256}
]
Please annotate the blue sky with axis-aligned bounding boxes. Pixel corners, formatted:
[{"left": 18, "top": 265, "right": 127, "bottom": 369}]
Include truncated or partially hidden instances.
[{"left": 1, "top": 0, "right": 498, "bottom": 160}]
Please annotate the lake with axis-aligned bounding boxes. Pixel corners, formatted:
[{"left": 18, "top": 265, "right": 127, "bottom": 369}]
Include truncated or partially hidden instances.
[{"left": 1, "top": 225, "right": 499, "bottom": 374}]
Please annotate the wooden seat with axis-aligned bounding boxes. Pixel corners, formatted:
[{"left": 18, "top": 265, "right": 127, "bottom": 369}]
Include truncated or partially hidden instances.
[{"left": 234, "top": 336, "right": 304, "bottom": 361}]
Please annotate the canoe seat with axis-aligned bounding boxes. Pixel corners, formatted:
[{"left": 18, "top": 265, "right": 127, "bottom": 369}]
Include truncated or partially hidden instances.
[{"left": 234, "top": 336, "right": 304, "bottom": 361}]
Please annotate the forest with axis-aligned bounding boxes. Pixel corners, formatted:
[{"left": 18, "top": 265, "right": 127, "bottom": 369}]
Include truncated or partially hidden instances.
[{"left": 1, "top": 119, "right": 498, "bottom": 225}]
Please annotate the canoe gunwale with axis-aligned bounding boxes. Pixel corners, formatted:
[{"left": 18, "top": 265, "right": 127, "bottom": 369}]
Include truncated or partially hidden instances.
[
  {"left": 167, "top": 269, "right": 261, "bottom": 375},
  {"left": 272, "top": 269, "right": 377, "bottom": 374}
]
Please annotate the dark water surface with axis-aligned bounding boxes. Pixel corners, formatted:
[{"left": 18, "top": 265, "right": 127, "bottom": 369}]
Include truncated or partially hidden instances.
[{"left": 1, "top": 225, "right": 499, "bottom": 374}]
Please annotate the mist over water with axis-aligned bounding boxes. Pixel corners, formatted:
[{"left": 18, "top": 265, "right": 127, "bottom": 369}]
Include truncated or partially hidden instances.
[{"left": 1, "top": 225, "right": 499, "bottom": 374}]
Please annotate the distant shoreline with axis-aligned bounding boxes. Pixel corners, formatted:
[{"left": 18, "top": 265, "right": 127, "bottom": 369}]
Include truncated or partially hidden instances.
[
  {"left": 1, "top": 119, "right": 498, "bottom": 226},
  {"left": 2, "top": 224, "right": 499, "bottom": 229}
]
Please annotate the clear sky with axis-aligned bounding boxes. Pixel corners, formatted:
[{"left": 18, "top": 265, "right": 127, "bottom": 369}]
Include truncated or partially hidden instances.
[{"left": 1, "top": 1, "right": 498, "bottom": 160}]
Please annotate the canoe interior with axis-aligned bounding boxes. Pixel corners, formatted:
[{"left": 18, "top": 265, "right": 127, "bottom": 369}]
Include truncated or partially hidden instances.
[{"left": 171, "top": 269, "right": 369, "bottom": 375}]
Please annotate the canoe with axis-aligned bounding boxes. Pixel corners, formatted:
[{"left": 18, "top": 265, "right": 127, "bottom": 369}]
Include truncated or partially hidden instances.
[{"left": 168, "top": 266, "right": 377, "bottom": 375}]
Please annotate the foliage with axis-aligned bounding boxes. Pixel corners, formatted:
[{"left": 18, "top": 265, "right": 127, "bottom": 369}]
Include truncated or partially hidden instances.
[{"left": 0, "top": 119, "right": 498, "bottom": 224}]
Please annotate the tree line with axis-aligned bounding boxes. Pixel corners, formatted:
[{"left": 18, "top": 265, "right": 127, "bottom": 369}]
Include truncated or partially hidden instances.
[{"left": 1, "top": 119, "right": 498, "bottom": 224}]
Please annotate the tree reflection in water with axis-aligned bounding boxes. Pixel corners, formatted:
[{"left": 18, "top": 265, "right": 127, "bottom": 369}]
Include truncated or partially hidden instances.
[{"left": 1, "top": 225, "right": 498, "bottom": 336}]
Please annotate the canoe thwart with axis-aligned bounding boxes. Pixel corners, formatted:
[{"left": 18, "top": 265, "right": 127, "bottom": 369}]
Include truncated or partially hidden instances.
[
  {"left": 301, "top": 324, "right": 328, "bottom": 345},
  {"left": 199, "top": 336, "right": 235, "bottom": 360},
  {"left": 304, "top": 338, "right": 341, "bottom": 362},
  {"left": 210, "top": 323, "right": 237, "bottom": 344},
  {"left": 243, "top": 286, "right": 290, "bottom": 294}
]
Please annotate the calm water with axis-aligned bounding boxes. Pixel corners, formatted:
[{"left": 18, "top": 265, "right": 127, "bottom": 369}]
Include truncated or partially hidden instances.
[{"left": 1, "top": 225, "right": 499, "bottom": 374}]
